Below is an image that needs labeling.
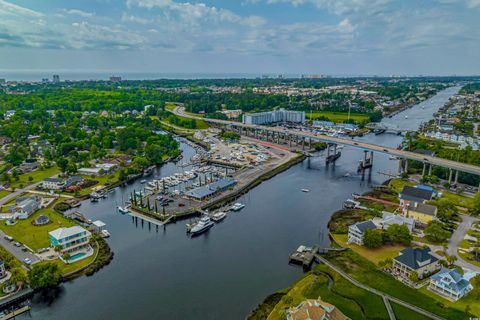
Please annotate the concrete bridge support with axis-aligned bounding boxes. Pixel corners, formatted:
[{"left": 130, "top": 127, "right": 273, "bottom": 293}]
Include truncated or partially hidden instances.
[
  {"left": 449, "top": 169, "right": 453, "bottom": 184},
  {"left": 454, "top": 170, "right": 459, "bottom": 185},
  {"left": 422, "top": 163, "right": 426, "bottom": 176}
]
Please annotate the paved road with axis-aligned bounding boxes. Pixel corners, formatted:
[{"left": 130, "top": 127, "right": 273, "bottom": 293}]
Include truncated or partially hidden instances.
[
  {"left": 315, "top": 255, "right": 446, "bottom": 320},
  {"left": 447, "top": 214, "right": 480, "bottom": 272},
  {"left": 172, "top": 106, "right": 480, "bottom": 176},
  {"left": 0, "top": 181, "right": 43, "bottom": 206},
  {"left": 0, "top": 229, "right": 40, "bottom": 265}
]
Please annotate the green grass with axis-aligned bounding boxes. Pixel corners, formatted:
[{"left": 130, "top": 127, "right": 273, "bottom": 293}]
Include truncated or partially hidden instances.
[
  {"left": 308, "top": 111, "right": 370, "bottom": 124},
  {"left": 0, "top": 190, "right": 11, "bottom": 199},
  {"left": 324, "top": 250, "right": 471, "bottom": 319},
  {"left": 389, "top": 178, "right": 474, "bottom": 209},
  {"left": 391, "top": 302, "right": 431, "bottom": 320},
  {"left": 419, "top": 284, "right": 480, "bottom": 317},
  {"left": 266, "top": 266, "right": 389, "bottom": 320},
  {"left": 0, "top": 203, "right": 76, "bottom": 250},
  {"left": 332, "top": 234, "right": 405, "bottom": 265},
  {"left": 11, "top": 166, "right": 60, "bottom": 189}
]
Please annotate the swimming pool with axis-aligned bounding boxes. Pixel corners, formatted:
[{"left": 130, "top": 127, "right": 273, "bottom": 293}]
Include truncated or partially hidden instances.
[{"left": 68, "top": 252, "right": 86, "bottom": 262}]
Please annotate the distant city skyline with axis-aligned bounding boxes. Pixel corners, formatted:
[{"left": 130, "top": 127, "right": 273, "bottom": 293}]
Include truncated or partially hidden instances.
[{"left": 1, "top": 0, "right": 480, "bottom": 76}]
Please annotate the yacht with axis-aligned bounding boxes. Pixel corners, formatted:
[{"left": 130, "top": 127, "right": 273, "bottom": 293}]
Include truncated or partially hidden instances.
[
  {"left": 230, "top": 203, "right": 245, "bottom": 211},
  {"left": 211, "top": 211, "right": 227, "bottom": 222},
  {"left": 189, "top": 217, "right": 214, "bottom": 236},
  {"left": 117, "top": 206, "right": 130, "bottom": 214}
]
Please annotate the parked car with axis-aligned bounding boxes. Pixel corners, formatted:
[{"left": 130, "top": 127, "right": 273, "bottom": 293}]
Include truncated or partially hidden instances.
[
  {"left": 13, "top": 242, "right": 22, "bottom": 247},
  {"left": 23, "top": 258, "right": 32, "bottom": 265},
  {"left": 3, "top": 235, "right": 13, "bottom": 242}
]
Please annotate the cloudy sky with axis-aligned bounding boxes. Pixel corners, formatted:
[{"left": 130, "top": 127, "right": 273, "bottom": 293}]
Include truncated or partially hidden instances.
[{"left": 0, "top": 0, "right": 479, "bottom": 77}]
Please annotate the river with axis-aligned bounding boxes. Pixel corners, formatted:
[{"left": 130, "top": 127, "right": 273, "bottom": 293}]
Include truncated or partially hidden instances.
[{"left": 24, "top": 86, "right": 460, "bottom": 319}]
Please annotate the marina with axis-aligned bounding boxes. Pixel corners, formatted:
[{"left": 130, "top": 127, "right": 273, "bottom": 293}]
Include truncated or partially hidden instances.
[{"left": 19, "top": 87, "right": 461, "bottom": 320}]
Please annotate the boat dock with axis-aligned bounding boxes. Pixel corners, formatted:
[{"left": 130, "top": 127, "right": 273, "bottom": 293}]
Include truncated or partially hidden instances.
[
  {"left": 0, "top": 305, "right": 31, "bottom": 320},
  {"left": 288, "top": 245, "right": 319, "bottom": 269}
]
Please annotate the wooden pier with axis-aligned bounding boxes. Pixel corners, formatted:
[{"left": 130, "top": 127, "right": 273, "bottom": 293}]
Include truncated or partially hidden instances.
[{"left": 0, "top": 306, "right": 31, "bottom": 320}]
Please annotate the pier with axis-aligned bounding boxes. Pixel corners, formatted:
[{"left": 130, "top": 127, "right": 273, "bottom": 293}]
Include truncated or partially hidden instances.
[{"left": 289, "top": 245, "right": 319, "bottom": 269}]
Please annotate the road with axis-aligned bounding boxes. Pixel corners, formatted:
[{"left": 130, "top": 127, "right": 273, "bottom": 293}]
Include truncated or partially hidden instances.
[
  {"left": 172, "top": 106, "right": 480, "bottom": 176},
  {"left": 0, "top": 181, "right": 44, "bottom": 206},
  {"left": 315, "top": 255, "right": 446, "bottom": 320},
  {"left": 447, "top": 214, "right": 480, "bottom": 272}
]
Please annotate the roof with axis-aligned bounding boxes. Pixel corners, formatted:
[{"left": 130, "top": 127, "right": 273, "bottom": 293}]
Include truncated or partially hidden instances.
[
  {"left": 431, "top": 268, "right": 472, "bottom": 293},
  {"left": 44, "top": 177, "right": 63, "bottom": 183},
  {"left": 287, "top": 299, "right": 348, "bottom": 320},
  {"left": 185, "top": 178, "right": 236, "bottom": 199},
  {"left": 400, "top": 186, "right": 433, "bottom": 201},
  {"left": 412, "top": 203, "right": 437, "bottom": 216},
  {"left": 49, "top": 226, "right": 90, "bottom": 240},
  {"left": 352, "top": 220, "right": 377, "bottom": 233},
  {"left": 92, "top": 220, "right": 106, "bottom": 228},
  {"left": 394, "top": 248, "right": 438, "bottom": 269}
]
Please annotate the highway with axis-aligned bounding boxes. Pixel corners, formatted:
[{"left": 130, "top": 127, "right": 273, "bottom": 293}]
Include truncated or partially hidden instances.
[{"left": 172, "top": 106, "right": 480, "bottom": 176}]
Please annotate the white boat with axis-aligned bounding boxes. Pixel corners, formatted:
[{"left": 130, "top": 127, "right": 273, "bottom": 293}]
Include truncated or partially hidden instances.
[
  {"left": 211, "top": 211, "right": 227, "bottom": 222},
  {"left": 117, "top": 206, "right": 130, "bottom": 214},
  {"left": 388, "top": 155, "right": 398, "bottom": 160},
  {"left": 405, "top": 115, "right": 409, "bottom": 119},
  {"left": 230, "top": 203, "right": 245, "bottom": 211},
  {"left": 189, "top": 217, "right": 214, "bottom": 235},
  {"left": 301, "top": 189, "right": 310, "bottom": 192},
  {"left": 140, "top": 179, "right": 147, "bottom": 184},
  {"left": 100, "top": 230, "right": 111, "bottom": 238}
]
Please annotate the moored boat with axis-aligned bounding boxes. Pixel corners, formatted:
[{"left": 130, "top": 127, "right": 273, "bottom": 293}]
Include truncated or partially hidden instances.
[
  {"left": 211, "top": 211, "right": 227, "bottom": 222},
  {"left": 189, "top": 217, "right": 214, "bottom": 236}
]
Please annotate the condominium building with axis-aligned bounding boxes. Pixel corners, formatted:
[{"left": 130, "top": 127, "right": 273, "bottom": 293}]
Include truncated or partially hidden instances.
[{"left": 242, "top": 108, "right": 305, "bottom": 125}]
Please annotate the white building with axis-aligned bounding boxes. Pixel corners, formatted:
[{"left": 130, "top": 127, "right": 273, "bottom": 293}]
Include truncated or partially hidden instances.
[
  {"left": 242, "top": 108, "right": 305, "bottom": 125},
  {"left": 42, "top": 177, "right": 65, "bottom": 190},
  {"left": 49, "top": 226, "right": 92, "bottom": 262},
  {"left": 347, "top": 220, "right": 377, "bottom": 245}
]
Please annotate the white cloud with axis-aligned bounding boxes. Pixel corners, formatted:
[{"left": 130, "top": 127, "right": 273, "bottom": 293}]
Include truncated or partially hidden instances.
[
  {"left": 266, "top": 0, "right": 391, "bottom": 15},
  {"left": 0, "top": 0, "right": 42, "bottom": 17},
  {"left": 62, "top": 9, "right": 95, "bottom": 18}
]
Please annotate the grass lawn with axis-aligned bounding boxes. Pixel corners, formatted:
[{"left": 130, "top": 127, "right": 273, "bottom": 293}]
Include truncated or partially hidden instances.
[
  {"left": 37, "top": 246, "right": 97, "bottom": 275},
  {"left": 0, "top": 204, "right": 76, "bottom": 250},
  {"left": 458, "top": 251, "right": 480, "bottom": 268},
  {"left": 323, "top": 250, "right": 470, "bottom": 319},
  {"left": 0, "top": 190, "right": 11, "bottom": 199},
  {"left": 11, "top": 166, "right": 60, "bottom": 189},
  {"left": 332, "top": 234, "right": 405, "bottom": 265},
  {"left": 308, "top": 111, "right": 370, "bottom": 124},
  {"left": 389, "top": 178, "right": 474, "bottom": 209},
  {"left": 390, "top": 302, "right": 431, "bottom": 320}
]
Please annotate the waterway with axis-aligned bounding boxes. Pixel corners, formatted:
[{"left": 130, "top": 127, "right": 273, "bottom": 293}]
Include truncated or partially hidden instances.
[{"left": 24, "top": 86, "right": 460, "bottom": 319}]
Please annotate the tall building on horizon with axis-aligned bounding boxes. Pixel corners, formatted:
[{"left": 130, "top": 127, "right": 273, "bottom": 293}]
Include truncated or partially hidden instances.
[{"left": 52, "top": 74, "right": 60, "bottom": 83}]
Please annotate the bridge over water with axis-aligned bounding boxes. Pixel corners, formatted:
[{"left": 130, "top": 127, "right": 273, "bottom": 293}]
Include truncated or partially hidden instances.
[{"left": 172, "top": 106, "right": 480, "bottom": 183}]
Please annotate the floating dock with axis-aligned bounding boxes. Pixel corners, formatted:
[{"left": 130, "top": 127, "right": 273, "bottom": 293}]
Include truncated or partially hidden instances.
[{"left": 288, "top": 245, "right": 319, "bottom": 269}]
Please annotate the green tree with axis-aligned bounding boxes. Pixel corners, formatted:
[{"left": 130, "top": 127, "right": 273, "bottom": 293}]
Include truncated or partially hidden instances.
[
  {"left": 429, "top": 198, "right": 457, "bottom": 221},
  {"left": 473, "top": 192, "right": 480, "bottom": 214},
  {"left": 363, "top": 229, "right": 384, "bottom": 248},
  {"left": 409, "top": 271, "right": 419, "bottom": 283},
  {"left": 424, "top": 221, "right": 451, "bottom": 243},
  {"left": 386, "top": 224, "right": 412, "bottom": 245},
  {"left": 28, "top": 262, "right": 62, "bottom": 288}
]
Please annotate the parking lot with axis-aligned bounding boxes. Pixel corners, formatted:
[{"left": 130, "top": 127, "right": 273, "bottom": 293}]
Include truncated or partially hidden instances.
[{"left": 0, "top": 229, "right": 40, "bottom": 267}]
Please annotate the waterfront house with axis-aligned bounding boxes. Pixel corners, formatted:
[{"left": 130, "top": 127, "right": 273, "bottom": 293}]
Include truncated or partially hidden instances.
[
  {"left": 49, "top": 226, "right": 92, "bottom": 262},
  {"left": 399, "top": 186, "right": 434, "bottom": 206},
  {"left": 393, "top": 248, "right": 440, "bottom": 280},
  {"left": 404, "top": 202, "right": 438, "bottom": 225},
  {"left": 286, "top": 298, "right": 349, "bottom": 320},
  {"left": 347, "top": 220, "right": 377, "bottom": 246},
  {"left": 428, "top": 268, "right": 473, "bottom": 301},
  {"left": 379, "top": 212, "right": 414, "bottom": 232},
  {"left": 42, "top": 177, "right": 66, "bottom": 190}
]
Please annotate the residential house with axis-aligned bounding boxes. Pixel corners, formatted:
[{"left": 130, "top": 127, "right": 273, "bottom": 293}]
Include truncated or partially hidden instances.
[
  {"left": 378, "top": 212, "right": 414, "bottom": 232},
  {"left": 393, "top": 248, "right": 440, "bottom": 280},
  {"left": 399, "top": 186, "right": 434, "bottom": 206},
  {"left": 49, "top": 226, "right": 92, "bottom": 262},
  {"left": 286, "top": 298, "right": 349, "bottom": 320},
  {"left": 64, "top": 176, "right": 84, "bottom": 190},
  {"left": 17, "top": 161, "right": 39, "bottom": 174},
  {"left": 30, "top": 140, "right": 52, "bottom": 156},
  {"left": 42, "top": 177, "right": 65, "bottom": 190},
  {"left": 347, "top": 220, "right": 377, "bottom": 245},
  {"left": 429, "top": 268, "right": 473, "bottom": 301},
  {"left": 11, "top": 196, "right": 40, "bottom": 219},
  {"left": 405, "top": 203, "right": 438, "bottom": 225}
]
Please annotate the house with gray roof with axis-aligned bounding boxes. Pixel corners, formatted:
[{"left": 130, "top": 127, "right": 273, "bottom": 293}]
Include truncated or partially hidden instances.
[
  {"left": 399, "top": 186, "right": 434, "bottom": 206},
  {"left": 347, "top": 220, "right": 377, "bottom": 245},
  {"left": 429, "top": 268, "right": 473, "bottom": 301},
  {"left": 12, "top": 196, "right": 40, "bottom": 219},
  {"left": 393, "top": 248, "right": 440, "bottom": 280}
]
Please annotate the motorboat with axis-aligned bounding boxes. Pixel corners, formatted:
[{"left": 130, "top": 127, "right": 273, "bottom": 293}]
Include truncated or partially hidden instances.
[
  {"left": 230, "top": 203, "right": 245, "bottom": 211},
  {"left": 140, "top": 179, "right": 147, "bottom": 184},
  {"left": 100, "top": 230, "right": 111, "bottom": 238},
  {"left": 189, "top": 217, "right": 214, "bottom": 235},
  {"left": 117, "top": 206, "right": 130, "bottom": 214},
  {"left": 301, "top": 189, "right": 310, "bottom": 193},
  {"left": 211, "top": 211, "right": 227, "bottom": 222}
]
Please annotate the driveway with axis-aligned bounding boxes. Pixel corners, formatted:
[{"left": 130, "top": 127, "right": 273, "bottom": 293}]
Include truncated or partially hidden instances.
[{"left": 447, "top": 214, "right": 480, "bottom": 272}]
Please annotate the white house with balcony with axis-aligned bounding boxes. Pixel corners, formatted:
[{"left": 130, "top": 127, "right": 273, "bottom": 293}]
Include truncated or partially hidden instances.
[{"left": 49, "top": 226, "right": 93, "bottom": 263}]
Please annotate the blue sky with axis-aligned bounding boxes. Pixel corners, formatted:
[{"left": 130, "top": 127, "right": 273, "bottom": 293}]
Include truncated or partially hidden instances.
[{"left": 0, "top": 0, "right": 479, "bottom": 76}]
